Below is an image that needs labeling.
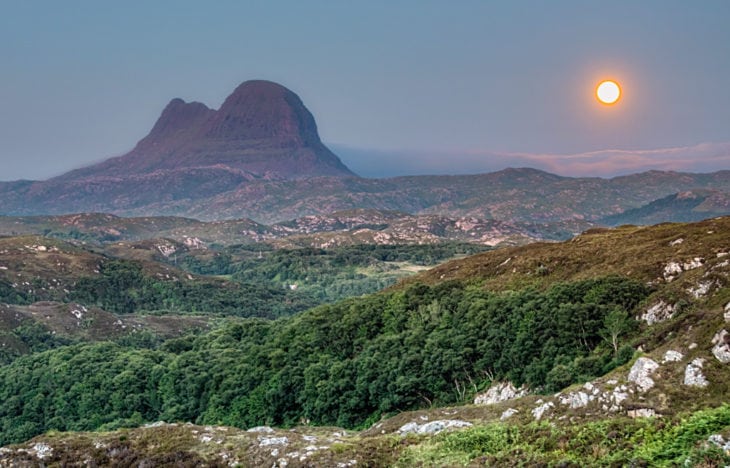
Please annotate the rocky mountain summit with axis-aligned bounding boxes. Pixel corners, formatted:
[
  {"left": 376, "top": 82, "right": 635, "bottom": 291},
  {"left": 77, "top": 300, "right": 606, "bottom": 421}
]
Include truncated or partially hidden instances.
[{"left": 56, "top": 80, "right": 355, "bottom": 181}]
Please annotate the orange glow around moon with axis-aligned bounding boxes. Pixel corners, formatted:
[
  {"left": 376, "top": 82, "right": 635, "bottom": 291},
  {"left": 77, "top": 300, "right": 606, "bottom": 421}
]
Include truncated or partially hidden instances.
[{"left": 596, "top": 80, "right": 621, "bottom": 105}]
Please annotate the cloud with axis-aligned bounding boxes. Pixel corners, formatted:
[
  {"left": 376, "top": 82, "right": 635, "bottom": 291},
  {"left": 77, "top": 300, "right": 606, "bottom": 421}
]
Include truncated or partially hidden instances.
[{"left": 332, "top": 142, "right": 730, "bottom": 178}]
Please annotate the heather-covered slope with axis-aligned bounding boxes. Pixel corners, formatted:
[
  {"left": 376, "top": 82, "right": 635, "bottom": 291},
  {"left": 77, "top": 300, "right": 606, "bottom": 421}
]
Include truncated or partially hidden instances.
[{"left": 1, "top": 217, "right": 729, "bottom": 466}]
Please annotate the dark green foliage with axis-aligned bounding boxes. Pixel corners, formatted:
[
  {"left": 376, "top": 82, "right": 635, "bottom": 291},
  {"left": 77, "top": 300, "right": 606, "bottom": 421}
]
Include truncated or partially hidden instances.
[
  {"left": 0, "top": 279, "right": 30, "bottom": 305},
  {"left": 0, "top": 275, "right": 649, "bottom": 445},
  {"left": 182, "top": 243, "right": 491, "bottom": 302},
  {"left": 0, "top": 323, "right": 76, "bottom": 365},
  {"left": 69, "top": 260, "right": 316, "bottom": 317}
]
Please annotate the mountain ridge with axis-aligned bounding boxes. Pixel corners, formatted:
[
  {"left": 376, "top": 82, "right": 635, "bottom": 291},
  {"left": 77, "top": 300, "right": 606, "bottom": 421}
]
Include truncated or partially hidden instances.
[{"left": 2, "top": 168, "right": 730, "bottom": 226}]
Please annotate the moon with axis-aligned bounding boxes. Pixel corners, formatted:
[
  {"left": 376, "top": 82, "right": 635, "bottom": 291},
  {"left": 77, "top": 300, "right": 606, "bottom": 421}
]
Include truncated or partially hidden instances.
[{"left": 596, "top": 80, "right": 621, "bottom": 105}]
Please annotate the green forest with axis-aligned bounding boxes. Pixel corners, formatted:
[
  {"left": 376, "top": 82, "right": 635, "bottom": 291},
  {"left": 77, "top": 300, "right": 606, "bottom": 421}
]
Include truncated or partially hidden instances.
[
  {"left": 0, "top": 275, "right": 648, "bottom": 445},
  {"left": 179, "top": 242, "right": 491, "bottom": 302}
]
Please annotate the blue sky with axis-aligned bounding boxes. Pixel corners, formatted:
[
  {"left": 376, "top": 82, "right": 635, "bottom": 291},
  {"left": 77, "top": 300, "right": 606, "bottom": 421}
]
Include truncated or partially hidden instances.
[{"left": 1, "top": 1, "right": 729, "bottom": 180}]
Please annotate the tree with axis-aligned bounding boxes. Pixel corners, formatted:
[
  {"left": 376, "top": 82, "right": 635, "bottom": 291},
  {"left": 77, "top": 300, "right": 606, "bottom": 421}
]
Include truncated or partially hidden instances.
[{"left": 602, "top": 307, "right": 633, "bottom": 357}]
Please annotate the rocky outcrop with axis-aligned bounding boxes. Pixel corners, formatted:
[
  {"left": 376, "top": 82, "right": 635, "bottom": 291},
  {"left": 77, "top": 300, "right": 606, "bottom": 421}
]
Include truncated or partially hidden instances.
[
  {"left": 531, "top": 401, "right": 554, "bottom": 420},
  {"left": 641, "top": 301, "right": 676, "bottom": 325},
  {"left": 398, "top": 420, "right": 472, "bottom": 435},
  {"left": 627, "top": 358, "right": 659, "bottom": 392},
  {"left": 684, "top": 358, "right": 709, "bottom": 387},
  {"left": 500, "top": 408, "right": 519, "bottom": 421},
  {"left": 662, "top": 350, "right": 684, "bottom": 363},
  {"left": 711, "top": 329, "right": 730, "bottom": 363},
  {"left": 473, "top": 381, "right": 528, "bottom": 405},
  {"left": 628, "top": 408, "right": 658, "bottom": 418},
  {"left": 663, "top": 258, "right": 704, "bottom": 282}
]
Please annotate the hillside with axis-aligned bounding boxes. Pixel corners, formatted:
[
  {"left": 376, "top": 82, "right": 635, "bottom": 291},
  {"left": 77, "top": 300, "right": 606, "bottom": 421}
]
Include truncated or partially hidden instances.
[
  {"left": 1, "top": 217, "right": 729, "bottom": 465},
  {"left": 0, "top": 209, "right": 569, "bottom": 248},
  {"left": 600, "top": 189, "right": 730, "bottom": 226}
]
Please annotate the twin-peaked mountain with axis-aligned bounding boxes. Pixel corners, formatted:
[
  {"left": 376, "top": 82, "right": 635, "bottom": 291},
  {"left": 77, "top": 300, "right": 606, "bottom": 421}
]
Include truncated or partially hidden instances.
[{"left": 56, "top": 80, "right": 355, "bottom": 180}]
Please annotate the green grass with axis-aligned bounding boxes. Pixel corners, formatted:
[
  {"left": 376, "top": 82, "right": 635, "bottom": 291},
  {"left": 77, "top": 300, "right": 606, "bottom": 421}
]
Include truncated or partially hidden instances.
[{"left": 397, "top": 405, "right": 730, "bottom": 467}]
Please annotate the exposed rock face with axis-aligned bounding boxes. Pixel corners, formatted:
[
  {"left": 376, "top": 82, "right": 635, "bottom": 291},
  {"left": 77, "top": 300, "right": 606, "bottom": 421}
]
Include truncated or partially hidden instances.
[
  {"left": 558, "top": 391, "right": 591, "bottom": 409},
  {"left": 557, "top": 382, "right": 629, "bottom": 413},
  {"left": 628, "top": 357, "right": 660, "bottom": 392},
  {"left": 711, "top": 329, "right": 730, "bottom": 363},
  {"left": 663, "top": 258, "right": 704, "bottom": 282},
  {"left": 397, "top": 420, "right": 472, "bottom": 435},
  {"left": 531, "top": 401, "right": 554, "bottom": 421},
  {"left": 641, "top": 301, "right": 676, "bottom": 325},
  {"left": 662, "top": 350, "right": 684, "bottom": 363},
  {"left": 628, "top": 408, "right": 658, "bottom": 418},
  {"left": 663, "top": 262, "right": 683, "bottom": 282},
  {"left": 684, "top": 358, "right": 709, "bottom": 387},
  {"left": 687, "top": 280, "right": 716, "bottom": 298},
  {"left": 473, "top": 381, "right": 528, "bottom": 405},
  {"left": 56, "top": 80, "right": 355, "bottom": 181},
  {"left": 500, "top": 408, "right": 519, "bottom": 421}
]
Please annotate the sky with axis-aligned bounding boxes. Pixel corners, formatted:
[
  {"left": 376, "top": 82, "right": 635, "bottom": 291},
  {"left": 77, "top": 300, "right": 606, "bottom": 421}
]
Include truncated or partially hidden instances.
[{"left": 1, "top": 0, "right": 729, "bottom": 180}]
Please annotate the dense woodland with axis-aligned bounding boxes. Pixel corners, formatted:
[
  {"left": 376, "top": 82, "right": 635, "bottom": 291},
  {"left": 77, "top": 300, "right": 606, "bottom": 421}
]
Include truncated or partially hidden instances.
[
  {"left": 180, "top": 242, "right": 491, "bottom": 302},
  {"left": 0, "top": 275, "right": 648, "bottom": 445}
]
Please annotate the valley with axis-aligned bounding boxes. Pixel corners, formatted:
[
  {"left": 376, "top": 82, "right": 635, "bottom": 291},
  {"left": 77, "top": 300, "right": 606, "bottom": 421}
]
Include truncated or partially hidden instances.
[{"left": 0, "top": 216, "right": 728, "bottom": 466}]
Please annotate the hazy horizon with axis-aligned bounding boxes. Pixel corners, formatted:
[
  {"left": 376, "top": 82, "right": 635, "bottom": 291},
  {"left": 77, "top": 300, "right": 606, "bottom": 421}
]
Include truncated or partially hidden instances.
[{"left": 2, "top": 1, "right": 729, "bottom": 181}]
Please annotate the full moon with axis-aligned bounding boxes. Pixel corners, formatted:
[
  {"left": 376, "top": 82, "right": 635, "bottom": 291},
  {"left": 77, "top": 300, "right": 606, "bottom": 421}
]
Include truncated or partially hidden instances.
[{"left": 596, "top": 80, "right": 621, "bottom": 105}]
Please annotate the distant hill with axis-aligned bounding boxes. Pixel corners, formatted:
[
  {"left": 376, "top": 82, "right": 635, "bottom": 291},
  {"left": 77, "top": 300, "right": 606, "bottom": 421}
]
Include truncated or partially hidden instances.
[
  {"left": 600, "top": 189, "right": 730, "bottom": 226},
  {"left": 0, "top": 209, "right": 586, "bottom": 248},
  {"left": 2, "top": 166, "right": 730, "bottom": 226}
]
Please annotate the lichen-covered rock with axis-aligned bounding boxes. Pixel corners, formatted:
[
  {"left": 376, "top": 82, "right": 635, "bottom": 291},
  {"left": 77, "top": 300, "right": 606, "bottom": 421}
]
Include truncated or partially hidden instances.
[
  {"left": 663, "top": 262, "right": 683, "bottom": 281},
  {"left": 628, "top": 408, "right": 658, "bottom": 418},
  {"left": 684, "top": 358, "right": 709, "bottom": 387},
  {"left": 711, "top": 329, "right": 730, "bottom": 363},
  {"left": 724, "top": 302, "right": 730, "bottom": 323},
  {"left": 687, "top": 280, "right": 716, "bottom": 298},
  {"left": 473, "top": 381, "right": 528, "bottom": 405},
  {"left": 31, "top": 443, "right": 52, "bottom": 460},
  {"left": 398, "top": 420, "right": 472, "bottom": 435},
  {"left": 662, "top": 350, "right": 684, "bottom": 363},
  {"left": 258, "top": 436, "right": 288, "bottom": 447},
  {"left": 683, "top": 257, "right": 704, "bottom": 270},
  {"left": 532, "top": 401, "right": 554, "bottom": 421},
  {"left": 500, "top": 408, "right": 519, "bottom": 421},
  {"left": 558, "top": 391, "right": 591, "bottom": 409},
  {"left": 247, "top": 426, "right": 275, "bottom": 433},
  {"left": 628, "top": 357, "right": 659, "bottom": 392},
  {"left": 641, "top": 301, "right": 676, "bottom": 325},
  {"left": 707, "top": 434, "right": 730, "bottom": 453}
]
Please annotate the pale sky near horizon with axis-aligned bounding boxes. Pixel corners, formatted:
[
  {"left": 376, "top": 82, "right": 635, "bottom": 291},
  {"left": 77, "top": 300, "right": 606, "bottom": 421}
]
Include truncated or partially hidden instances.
[{"left": 1, "top": 1, "right": 729, "bottom": 180}]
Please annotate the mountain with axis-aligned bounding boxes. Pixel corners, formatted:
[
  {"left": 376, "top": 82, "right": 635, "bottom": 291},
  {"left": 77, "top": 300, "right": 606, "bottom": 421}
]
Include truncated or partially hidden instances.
[
  {"left": 600, "top": 189, "right": 730, "bottom": 226},
  {"left": 53, "top": 80, "right": 355, "bottom": 181}
]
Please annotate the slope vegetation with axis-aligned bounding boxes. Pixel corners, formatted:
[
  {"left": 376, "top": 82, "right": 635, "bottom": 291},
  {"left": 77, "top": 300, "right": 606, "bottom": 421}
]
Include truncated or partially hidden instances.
[{"left": 1, "top": 217, "right": 729, "bottom": 466}]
